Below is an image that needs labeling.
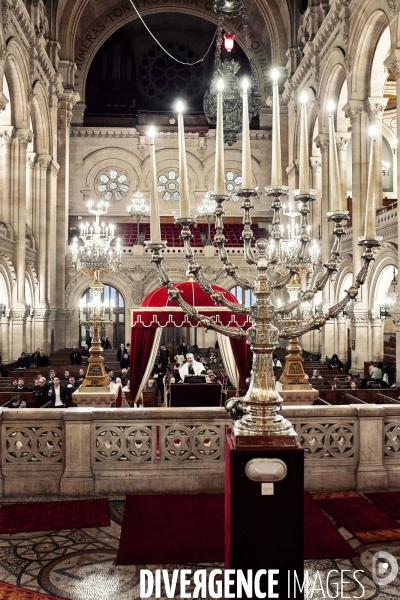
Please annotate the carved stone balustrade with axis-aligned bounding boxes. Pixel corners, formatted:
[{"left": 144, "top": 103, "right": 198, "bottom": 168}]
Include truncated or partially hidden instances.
[{"left": 2, "top": 405, "right": 400, "bottom": 498}]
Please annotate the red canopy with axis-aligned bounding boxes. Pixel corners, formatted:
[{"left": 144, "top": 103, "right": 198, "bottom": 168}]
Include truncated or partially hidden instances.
[{"left": 132, "top": 280, "right": 252, "bottom": 328}]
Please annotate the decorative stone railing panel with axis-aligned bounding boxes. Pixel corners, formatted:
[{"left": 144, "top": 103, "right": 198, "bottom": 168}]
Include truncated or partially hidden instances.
[{"left": 93, "top": 424, "right": 156, "bottom": 464}]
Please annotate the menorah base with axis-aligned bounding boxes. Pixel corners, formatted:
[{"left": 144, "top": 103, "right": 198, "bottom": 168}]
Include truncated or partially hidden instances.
[{"left": 232, "top": 413, "right": 297, "bottom": 447}]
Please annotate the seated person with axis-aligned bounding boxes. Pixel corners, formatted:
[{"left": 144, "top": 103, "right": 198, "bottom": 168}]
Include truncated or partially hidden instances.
[
  {"left": 63, "top": 370, "right": 71, "bottom": 381},
  {"left": 81, "top": 344, "right": 90, "bottom": 358},
  {"left": 310, "top": 369, "right": 323, "bottom": 380},
  {"left": 122, "top": 380, "right": 130, "bottom": 392},
  {"left": 48, "top": 369, "right": 56, "bottom": 382},
  {"left": 77, "top": 368, "right": 86, "bottom": 383},
  {"left": 7, "top": 378, "right": 18, "bottom": 389},
  {"left": 17, "top": 352, "right": 31, "bottom": 369},
  {"left": 8, "top": 396, "right": 21, "bottom": 408},
  {"left": 273, "top": 355, "right": 282, "bottom": 369},
  {"left": 70, "top": 346, "right": 82, "bottom": 365},
  {"left": 66, "top": 376, "right": 77, "bottom": 389},
  {"left": 178, "top": 353, "right": 207, "bottom": 380},
  {"left": 120, "top": 352, "right": 130, "bottom": 370},
  {"left": 32, "top": 377, "right": 50, "bottom": 408},
  {"left": 19, "top": 400, "right": 27, "bottom": 408},
  {"left": 191, "top": 343, "right": 200, "bottom": 354},
  {"left": 35, "top": 350, "right": 50, "bottom": 368},
  {"left": 349, "top": 380, "right": 358, "bottom": 391},
  {"left": 14, "top": 377, "right": 30, "bottom": 392},
  {"left": 329, "top": 354, "right": 343, "bottom": 370}
]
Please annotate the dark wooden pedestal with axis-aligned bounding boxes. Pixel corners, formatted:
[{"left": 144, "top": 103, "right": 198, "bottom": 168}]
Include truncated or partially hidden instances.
[{"left": 225, "top": 431, "right": 304, "bottom": 599}]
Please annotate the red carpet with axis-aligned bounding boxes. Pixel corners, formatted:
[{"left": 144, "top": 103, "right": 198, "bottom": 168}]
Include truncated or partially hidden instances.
[
  {"left": 313, "top": 491, "right": 400, "bottom": 543},
  {"left": 117, "top": 493, "right": 356, "bottom": 565},
  {"left": 304, "top": 492, "right": 357, "bottom": 559},
  {"left": 0, "top": 580, "right": 69, "bottom": 599},
  {"left": 116, "top": 494, "right": 224, "bottom": 565},
  {"left": 364, "top": 491, "right": 400, "bottom": 520},
  {"left": 0, "top": 499, "right": 110, "bottom": 534}
]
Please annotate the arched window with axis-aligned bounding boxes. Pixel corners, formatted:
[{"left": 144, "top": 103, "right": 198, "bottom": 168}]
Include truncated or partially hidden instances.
[
  {"left": 230, "top": 285, "right": 255, "bottom": 308},
  {"left": 79, "top": 284, "right": 125, "bottom": 348}
]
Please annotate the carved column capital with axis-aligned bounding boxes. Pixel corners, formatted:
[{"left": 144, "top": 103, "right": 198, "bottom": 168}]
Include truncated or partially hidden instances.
[
  {"left": 314, "top": 133, "right": 329, "bottom": 153},
  {"left": 26, "top": 152, "right": 37, "bottom": 168},
  {"left": 343, "top": 101, "right": 364, "bottom": 124},
  {"left": 366, "top": 97, "right": 388, "bottom": 121},
  {"left": 0, "top": 126, "right": 14, "bottom": 145},
  {"left": 16, "top": 129, "right": 33, "bottom": 147},
  {"left": 37, "top": 154, "right": 52, "bottom": 169},
  {"left": 384, "top": 48, "right": 400, "bottom": 79},
  {"left": 335, "top": 133, "right": 351, "bottom": 151},
  {"left": 309, "top": 157, "right": 321, "bottom": 173}
]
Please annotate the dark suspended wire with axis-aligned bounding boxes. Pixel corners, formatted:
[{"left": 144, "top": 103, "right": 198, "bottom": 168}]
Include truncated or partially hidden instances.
[{"left": 127, "top": 0, "right": 218, "bottom": 65}]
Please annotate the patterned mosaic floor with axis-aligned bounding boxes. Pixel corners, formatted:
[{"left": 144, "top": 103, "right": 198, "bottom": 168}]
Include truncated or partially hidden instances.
[{"left": 0, "top": 500, "right": 399, "bottom": 599}]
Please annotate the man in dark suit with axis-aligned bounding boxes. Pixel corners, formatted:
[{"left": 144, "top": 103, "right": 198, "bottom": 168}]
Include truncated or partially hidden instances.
[
  {"left": 48, "top": 377, "right": 72, "bottom": 408},
  {"left": 17, "top": 352, "right": 31, "bottom": 369},
  {"left": 70, "top": 346, "right": 82, "bottom": 365},
  {"left": 32, "top": 377, "right": 50, "bottom": 408}
]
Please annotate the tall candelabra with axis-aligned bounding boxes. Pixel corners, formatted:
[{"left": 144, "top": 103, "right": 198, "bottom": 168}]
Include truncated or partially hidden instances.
[
  {"left": 71, "top": 201, "right": 122, "bottom": 387},
  {"left": 144, "top": 75, "right": 381, "bottom": 442}
]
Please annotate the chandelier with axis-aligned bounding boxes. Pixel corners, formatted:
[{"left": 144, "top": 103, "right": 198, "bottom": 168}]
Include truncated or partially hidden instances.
[
  {"left": 198, "top": 193, "right": 216, "bottom": 246},
  {"left": 203, "top": 0, "right": 262, "bottom": 146},
  {"left": 71, "top": 201, "right": 122, "bottom": 279},
  {"left": 380, "top": 267, "right": 398, "bottom": 319},
  {"left": 127, "top": 191, "right": 150, "bottom": 245}
]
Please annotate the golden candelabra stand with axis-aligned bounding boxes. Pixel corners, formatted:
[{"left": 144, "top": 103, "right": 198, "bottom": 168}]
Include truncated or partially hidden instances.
[
  {"left": 146, "top": 185, "right": 381, "bottom": 443},
  {"left": 71, "top": 201, "right": 122, "bottom": 387}
]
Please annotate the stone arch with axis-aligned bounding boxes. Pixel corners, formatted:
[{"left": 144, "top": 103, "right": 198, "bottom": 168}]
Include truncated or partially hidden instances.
[
  {"left": 3, "top": 39, "right": 30, "bottom": 129},
  {"left": 0, "top": 260, "right": 12, "bottom": 307},
  {"left": 318, "top": 51, "right": 347, "bottom": 131},
  {"left": 368, "top": 247, "right": 398, "bottom": 310},
  {"left": 204, "top": 152, "right": 260, "bottom": 190},
  {"left": 60, "top": 3, "right": 273, "bottom": 106},
  {"left": 348, "top": 7, "right": 392, "bottom": 99},
  {"left": 67, "top": 271, "right": 132, "bottom": 347},
  {"left": 30, "top": 81, "right": 51, "bottom": 155},
  {"left": 335, "top": 264, "right": 354, "bottom": 304}
]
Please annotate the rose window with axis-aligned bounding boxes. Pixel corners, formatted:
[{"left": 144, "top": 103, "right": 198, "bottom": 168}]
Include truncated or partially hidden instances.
[
  {"left": 158, "top": 170, "right": 181, "bottom": 202},
  {"left": 95, "top": 169, "right": 130, "bottom": 202},
  {"left": 138, "top": 42, "right": 203, "bottom": 104},
  {"left": 225, "top": 171, "right": 242, "bottom": 201}
]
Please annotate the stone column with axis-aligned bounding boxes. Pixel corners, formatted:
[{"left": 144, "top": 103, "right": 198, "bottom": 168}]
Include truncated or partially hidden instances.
[
  {"left": 47, "top": 160, "right": 59, "bottom": 309},
  {"left": 349, "top": 310, "right": 370, "bottom": 375},
  {"left": 0, "top": 312, "right": 10, "bottom": 361},
  {"left": 335, "top": 133, "right": 351, "bottom": 207},
  {"left": 26, "top": 152, "right": 36, "bottom": 233},
  {"left": 343, "top": 101, "right": 370, "bottom": 371},
  {"left": 336, "top": 315, "right": 348, "bottom": 365},
  {"left": 33, "top": 308, "right": 50, "bottom": 354},
  {"left": 370, "top": 311, "right": 384, "bottom": 362},
  {"left": 0, "top": 128, "right": 14, "bottom": 225},
  {"left": 36, "top": 156, "right": 51, "bottom": 307},
  {"left": 13, "top": 131, "right": 32, "bottom": 305},
  {"left": 366, "top": 97, "right": 388, "bottom": 209},
  {"left": 56, "top": 92, "right": 77, "bottom": 314}
]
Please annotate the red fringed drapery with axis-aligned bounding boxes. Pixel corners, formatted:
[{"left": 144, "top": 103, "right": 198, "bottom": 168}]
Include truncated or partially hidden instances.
[
  {"left": 230, "top": 338, "right": 253, "bottom": 391},
  {"left": 130, "top": 327, "right": 157, "bottom": 402}
]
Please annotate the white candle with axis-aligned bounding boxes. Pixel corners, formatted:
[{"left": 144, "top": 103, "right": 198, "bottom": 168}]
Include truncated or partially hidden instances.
[
  {"left": 148, "top": 127, "right": 161, "bottom": 242},
  {"left": 177, "top": 101, "right": 191, "bottom": 218},
  {"left": 364, "top": 127, "right": 377, "bottom": 239},
  {"left": 271, "top": 69, "right": 282, "bottom": 188},
  {"left": 241, "top": 79, "right": 252, "bottom": 188},
  {"left": 327, "top": 102, "right": 342, "bottom": 212},
  {"left": 299, "top": 93, "right": 310, "bottom": 195},
  {"left": 214, "top": 79, "right": 225, "bottom": 195}
]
